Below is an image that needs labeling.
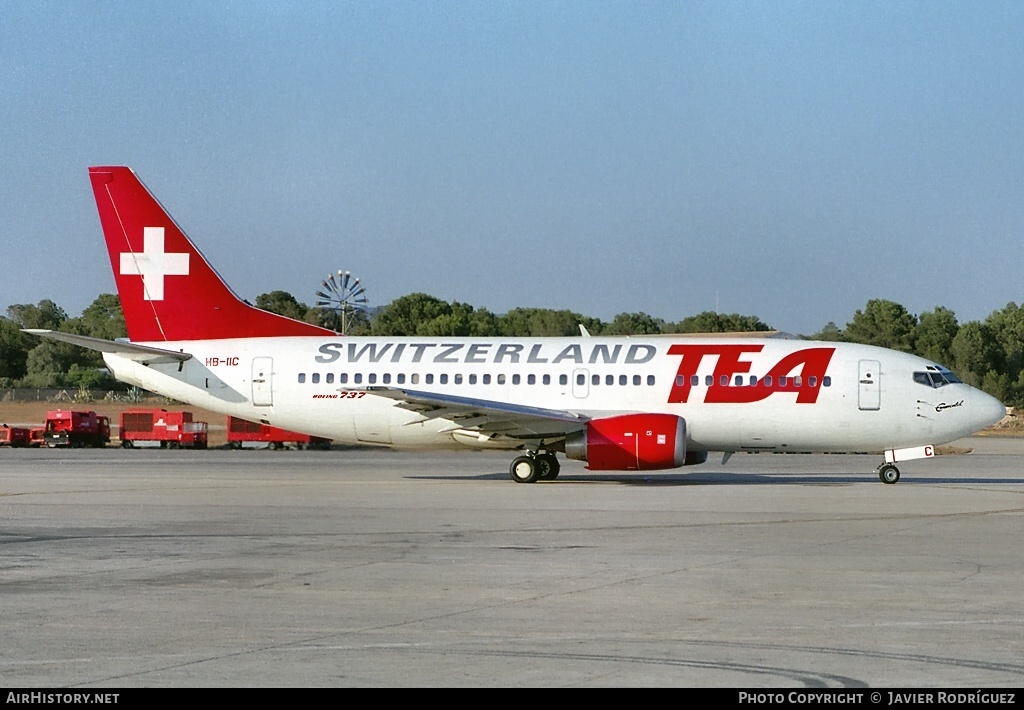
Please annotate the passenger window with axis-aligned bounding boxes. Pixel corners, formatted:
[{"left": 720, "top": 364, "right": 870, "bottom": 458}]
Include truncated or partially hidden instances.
[
  {"left": 440, "top": 374, "right": 448, "bottom": 385},
  {"left": 605, "top": 374, "right": 614, "bottom": 386},
  {"left": 705, "top": 375, "right": 713, "bottom": 386},
  {"left": 512, "top": 374, "right": 521, "bottom": 385},
  {"left": 298, "top": 373, "right": 306, "bottom": 383},
  {"left": 469, "top": 374, "right": 477, "bottom": 385},
  {"left": 425, "top": 374, "right": 434, "bottom": 385},
  {"left": 808, "top": 376, "right": 817, "bottom": 387},
  {"left": 354, "top": 373, "right": 363, "bottom": 384},
  {"left": 498, "top": 374, "right": 506, "bottom": 385},
  {"left": 633, "top": 375, "right": 641, "bottom": 386},
  {"left": 410, "top": 373, "right": 418, "bottom": 384},
  {"left": 397, "top": 373, "right": 406, "bottom": 384},
  {"left": 779, "top": 376, "right": 788, "bottom": 387},
  {"left": 312, "top": 373, "right": 320, "bottom": 384},
  {"left": 368, "top": 373, "right": 377, "bottom": 384},
  {"left": 527, "top": 374, "right": 536, "bottom": 385},
  {"left": 454, "top": 374, "right": 463, "bottom": 385},
  {"left": 483, "top": 374, "right": 491, "bottom": 384},
  {"left": 763, "top": 376, "right": 772, "bottom": 387},
  {"left": 326, "top": 373, "right": 334, "bottom": 384},
  {"left": 543, "top": 374, "right": 551, "bottom": 385},
  {"left": 823, "top": 376, "right": 831, "bottom": 387},
  {"left": 647, "top": 375, "right": 655, "bottom": 386},
  {"left": 560, "top": 374, "right": 568, "bottom": 386},
  {"left": 340, "top": 373, "right": 348, "bottom": 384},
  {"left": 382, "top": 373, "right": 391, "bottom": 384},
  {"left": 720, "top": 375, "right": 729, "bottom": 387},
  {"left": 622, "top": 375, "right": 629, "bottom": 386},
  {"left": 592, "top": 374, "right": 600, "bottom": 385}
]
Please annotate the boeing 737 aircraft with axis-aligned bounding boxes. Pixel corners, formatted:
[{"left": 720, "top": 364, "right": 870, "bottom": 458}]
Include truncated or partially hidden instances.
[{"left": 28, "top": 166, "right": 1005, "bottom": 483}]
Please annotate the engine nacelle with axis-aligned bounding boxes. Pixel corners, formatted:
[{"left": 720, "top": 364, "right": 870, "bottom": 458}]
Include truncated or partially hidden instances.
[{"left": 564, "top": 413, "right": 688, "bottom": 471}]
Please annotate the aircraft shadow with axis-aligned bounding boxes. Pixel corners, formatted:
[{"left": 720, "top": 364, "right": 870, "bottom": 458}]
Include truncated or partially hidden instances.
[{"left": 410, "top": 472, "right": 1024, "bottom": 486}]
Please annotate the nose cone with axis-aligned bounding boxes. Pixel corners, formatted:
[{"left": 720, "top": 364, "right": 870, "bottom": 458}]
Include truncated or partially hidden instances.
[{"left": 971, "top": 389, "right": 1006, "bottom": 432}]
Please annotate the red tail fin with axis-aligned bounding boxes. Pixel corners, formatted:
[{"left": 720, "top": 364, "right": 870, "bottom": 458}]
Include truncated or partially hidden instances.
[{"left": 89, "top": 166, "right": 335, "bottom": 342}]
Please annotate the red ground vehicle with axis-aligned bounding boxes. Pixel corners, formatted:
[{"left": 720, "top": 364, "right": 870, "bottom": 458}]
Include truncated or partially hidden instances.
[
  {"left": 226, "top": 417, "right": 331, "bottom": 450},
  {"left": 1, "top": 424, "right": 30, "bottom": 447},
  {"left": 26, "top": 427, "right": 46, "bottom": 447},
  {"left": 42, "top": 410, "right": 110, "bottom": 448},
  {"left": 119, "top": 409, "right": 208, "bottom": 449}
]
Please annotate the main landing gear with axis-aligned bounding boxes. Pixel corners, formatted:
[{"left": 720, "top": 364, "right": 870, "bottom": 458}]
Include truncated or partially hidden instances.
[
  {"left": 877, "top": 463, "right": 900, "bottom": 484},
  {"left": 509, "top": 451, "right": 561, "bottom": 483}
]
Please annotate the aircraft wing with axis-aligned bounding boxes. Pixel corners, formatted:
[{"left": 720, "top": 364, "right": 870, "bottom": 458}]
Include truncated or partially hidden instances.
[
  {"left": 362, "top": 387, "right": 590, "bottom": 439},
  {"left": 23, "top": 330, "right": 193, "bottom": 365}
]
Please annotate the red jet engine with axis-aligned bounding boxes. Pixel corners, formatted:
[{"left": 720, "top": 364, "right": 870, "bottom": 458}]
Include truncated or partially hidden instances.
[{"left": 564, "top": 413, "right": 688, "bottom": 471}]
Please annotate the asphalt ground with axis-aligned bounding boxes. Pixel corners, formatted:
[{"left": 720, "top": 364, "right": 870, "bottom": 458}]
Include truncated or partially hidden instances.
[{"left": 1, "top": 439, "right": 1022, "bottom": 687}]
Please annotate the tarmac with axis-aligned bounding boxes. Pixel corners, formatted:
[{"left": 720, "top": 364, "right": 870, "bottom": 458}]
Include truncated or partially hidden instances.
[{"left": 1, "top": 437, "right": 1022, "bottom": 687}]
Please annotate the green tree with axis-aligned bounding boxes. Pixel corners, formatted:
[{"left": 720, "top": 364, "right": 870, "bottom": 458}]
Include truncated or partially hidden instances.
[
  {"left": 60, "top": 295, "right": 128, "bottom": 373},
  {"left": 255, "top": 290, "right": 310, "bottom": 321},
  {"left": 0, "top": 317, "right": 31, "bottom": 384},
  {"left": 498, "top": 308, "right": 600, "bottom": 337},
  {"left": 981, "top": 303, "right": 1024, "bottom": 405},
  {"left": 667, "top": 311, "right": 771, "bottom": 333},
  {"left": 372, "top": 293, "right": 454, "bottom": 336},
  {"left": 914, "top": 306, "right": 959, "bottom": 366},
  {"left": 71, "top": 293, "right": 127, "bottom": 340},
  {"left": 809, "top": 321, "right": 844, "bottom": 341},
  {"left": 950, "top": 321, "right": 999, "bottom": 389},
  {"left": 465, "top": 306, "right": 502, "bottom": 337},
  {"left": 843, "top": 300, "right": 917, "bottom": 352},
  {"left": 603, "top": 312, "right": 665, "bottom": 335},
  {"left": 6, "top": 299, "right": 68, "bottom": 330},
  {"left": 21, "top": 339, "right": 82, "bottom": 387}
]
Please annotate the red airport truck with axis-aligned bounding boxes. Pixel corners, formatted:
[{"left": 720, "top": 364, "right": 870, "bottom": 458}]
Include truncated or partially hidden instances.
[
  {"left": 26, "top": 426, "right": 46, "bottom": 447},
  {"left": 119, "top": 409, "right": 209, "bottom": 449},
  {"left": 42, "top": 410, "right": 111, "bottom": 448},
  {"left": 226, "top": 416, "right": 331, "bottom": 450},
  {"left": 1, "top": 424, "right": 30, "bottom": 447}
]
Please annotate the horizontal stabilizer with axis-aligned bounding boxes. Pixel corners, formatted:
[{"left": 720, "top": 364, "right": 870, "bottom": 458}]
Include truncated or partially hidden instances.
[{"left": 23, "top": 330, "right": 192, "bottom": 365}]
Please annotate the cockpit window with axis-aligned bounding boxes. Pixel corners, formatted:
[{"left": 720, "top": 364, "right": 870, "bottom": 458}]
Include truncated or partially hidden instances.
[{"left": 913, "top": 369, "right": 961, "bottom": 388}]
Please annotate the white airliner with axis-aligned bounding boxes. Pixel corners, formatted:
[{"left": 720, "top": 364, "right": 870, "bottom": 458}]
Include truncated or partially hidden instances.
[{"left": 28, "top": 166, "right": 1005, "bottom": 483}]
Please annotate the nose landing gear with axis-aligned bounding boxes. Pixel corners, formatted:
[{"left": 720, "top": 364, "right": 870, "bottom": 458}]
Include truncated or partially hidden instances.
[{"left": 877, "top": 463, "right": 901, "bottom": 484}]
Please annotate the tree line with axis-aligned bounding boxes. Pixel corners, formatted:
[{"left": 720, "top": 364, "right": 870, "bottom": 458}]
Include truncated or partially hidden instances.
[{"left": 2, "top": 292, "right": 1022, "bottom": 406}]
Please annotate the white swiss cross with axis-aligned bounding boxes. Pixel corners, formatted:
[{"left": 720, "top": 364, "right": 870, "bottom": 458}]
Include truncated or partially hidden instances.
[{"left": 119, "top": 227, "right": 190, "bottom": 301}]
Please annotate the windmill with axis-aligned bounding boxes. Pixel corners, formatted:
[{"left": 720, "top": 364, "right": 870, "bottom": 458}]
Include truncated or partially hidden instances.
[{"left": 316, "top": 270, "right": 369, "bottom": 334}]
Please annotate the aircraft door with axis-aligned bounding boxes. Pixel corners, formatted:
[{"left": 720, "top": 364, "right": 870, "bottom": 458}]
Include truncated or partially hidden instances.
[
  {"left": 858, "top": 360, "right": 880, "bottom": 411},
  {"left": 572, "top": 368, "right": 589, "bottom": 399},
  {"left": 252, "top": 357, "right": 273, "bottom": 407}
]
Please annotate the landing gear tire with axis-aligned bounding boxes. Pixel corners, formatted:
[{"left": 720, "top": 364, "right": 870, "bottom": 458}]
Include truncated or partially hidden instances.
[
  {"left": 510, "top": 455, "right": 540, "bottom": 484},
  {"left": 878, "top": 464, "right": 900, "bottom": 484},
  {"left": 536, "top": 453, "right": 560, "bottom": 480}
]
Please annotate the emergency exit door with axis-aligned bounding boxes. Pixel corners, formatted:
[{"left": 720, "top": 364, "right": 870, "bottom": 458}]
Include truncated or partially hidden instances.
[{"left": 858, "top": 360, "right": 880, "bottom": 411}]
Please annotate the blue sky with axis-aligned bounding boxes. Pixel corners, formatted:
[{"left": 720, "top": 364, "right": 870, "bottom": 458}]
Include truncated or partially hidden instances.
[{"left": 1, "top": 1, "right": 1022, "bottom": 335}]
